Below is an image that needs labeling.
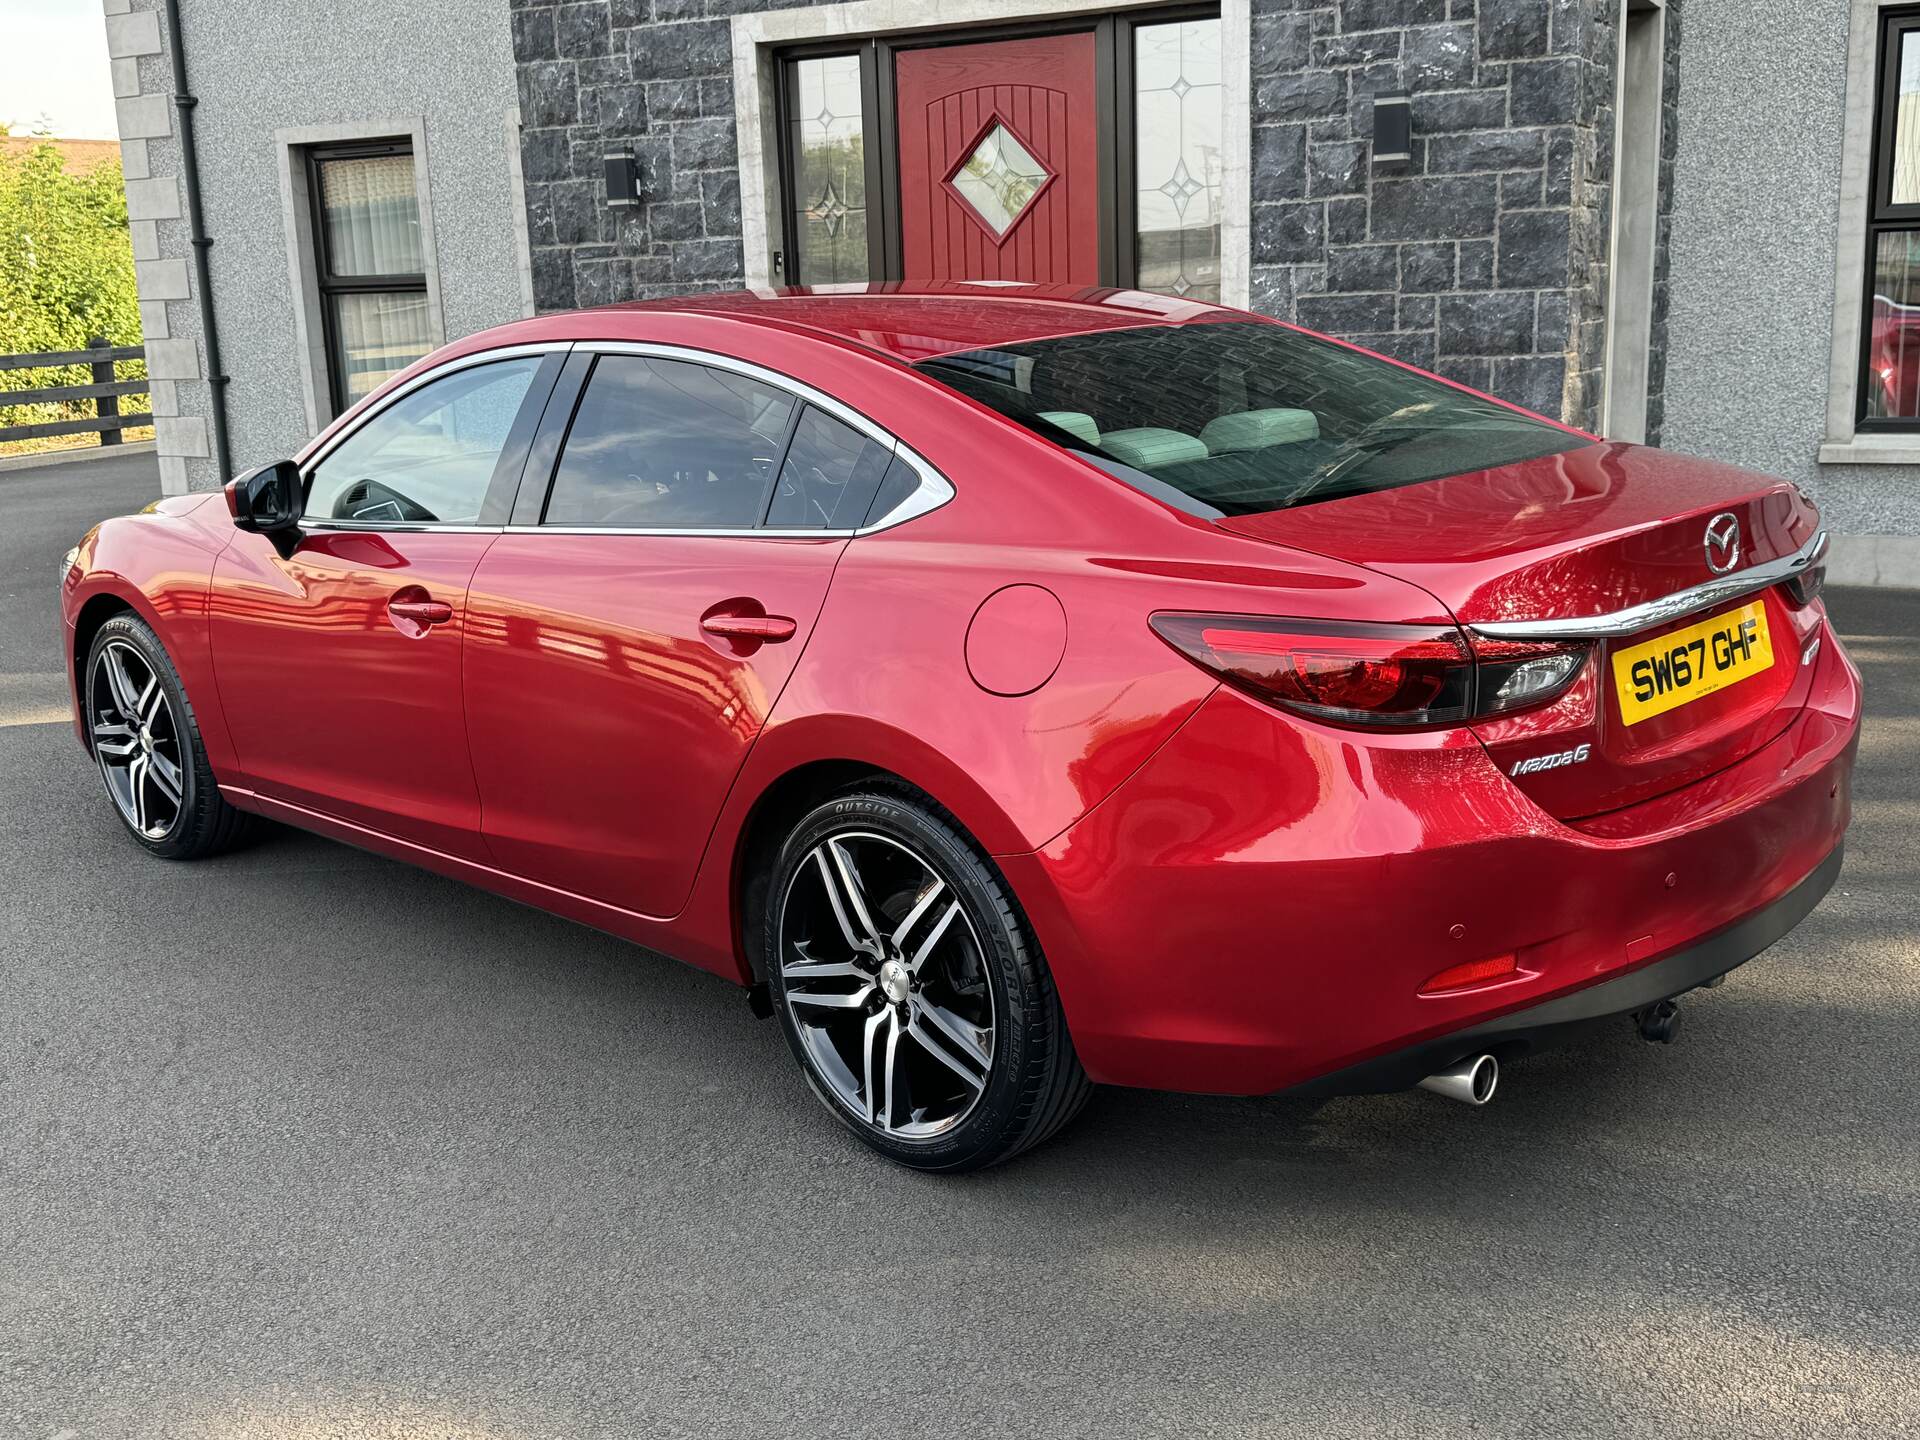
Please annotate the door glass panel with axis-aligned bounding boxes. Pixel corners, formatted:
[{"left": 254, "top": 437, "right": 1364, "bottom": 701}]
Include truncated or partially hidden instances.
[
  {"left": 767, "top": 405, "right": 893, "bottom": 528},
  {"left": 949, "top": 122, "right": 1051, "bottom": 237},
  {"left": 317, "top": 152, "right": 425, "bottom": 276},
  {"left": 1134, "top": 18, "right": 1223, "bottom": 302},
  {"left": 543, "top": 356, "right": 797, "bottom": 528},
  {"left": 789, "top": 54, "right": 869, "bottom": 284},
  {"left": 328, "top": 290, "right": 434, "bottom": 406},
  {"left": 305, "top": 358, "right": 541, "bottom": 524},
  {"left": 1867, "top": 229, "right": 1920, "bottom": 419},
  {"left": 1893, "top": 30, "right": 1920, "bottom": 204}
]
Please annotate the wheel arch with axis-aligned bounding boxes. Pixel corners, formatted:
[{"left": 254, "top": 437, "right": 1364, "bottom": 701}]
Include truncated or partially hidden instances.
[
  {"left": 70, "top": 591, "right": 146, "bottom": 751},
  {"left": 723, "top": 727, "right": 1033, "bottom": 985}
]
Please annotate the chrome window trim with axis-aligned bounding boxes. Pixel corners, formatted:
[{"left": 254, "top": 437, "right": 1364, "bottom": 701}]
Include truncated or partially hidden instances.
[
  {"left": 297, "top": 338, "right": 954, "bottom": 537},
  {"left": 1468, "top": 530, "right": 1829, "bottom": 642}
]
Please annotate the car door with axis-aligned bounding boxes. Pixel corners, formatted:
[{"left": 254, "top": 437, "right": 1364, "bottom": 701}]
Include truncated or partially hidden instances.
[
  {"left": 463, "top": 345, "right": 907, "bottom": 918},
  {"left": 208, "top": 349, "right": 564, "bottom": 858}
]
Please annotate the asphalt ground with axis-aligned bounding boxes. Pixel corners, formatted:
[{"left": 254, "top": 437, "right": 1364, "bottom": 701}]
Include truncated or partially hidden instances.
[{"left": 2, "top": 453, "right": 1916, "bottom": 1439}]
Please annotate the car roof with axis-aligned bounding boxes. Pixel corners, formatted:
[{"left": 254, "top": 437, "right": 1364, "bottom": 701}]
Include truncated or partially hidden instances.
[{"left": 503, "top": 283, "right": 1252, "bottom": 363}]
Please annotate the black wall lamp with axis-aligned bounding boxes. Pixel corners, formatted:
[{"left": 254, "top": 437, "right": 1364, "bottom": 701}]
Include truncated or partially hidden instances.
[
  {"left": 604, "top": 145, "right": 640, "bottom": 207},
  {"left": 1372, "top": 92, "right": 1412, "bottom": 168}
]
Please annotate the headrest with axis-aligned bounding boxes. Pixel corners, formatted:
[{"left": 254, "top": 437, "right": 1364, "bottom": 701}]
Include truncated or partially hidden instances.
[
  {"left": 1036, "top": 410, "right": 1101, "bottom": 447},
  {"left": 1102, "top": 427, "right": 1210, "bottom": 469},
  {"left": 1200, "top": 408, "right": 1322, "bottom": 453}
]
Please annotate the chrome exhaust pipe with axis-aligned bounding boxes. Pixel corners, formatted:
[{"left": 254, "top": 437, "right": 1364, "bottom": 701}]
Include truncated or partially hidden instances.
[{"left": 1418, "top": 1053, "right": 1498, "bottom": 1106}]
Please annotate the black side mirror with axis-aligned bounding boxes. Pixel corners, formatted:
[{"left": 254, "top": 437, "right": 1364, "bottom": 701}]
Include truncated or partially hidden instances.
[{"left": 226, "top": 459, "right": 303, "bottom": 534}]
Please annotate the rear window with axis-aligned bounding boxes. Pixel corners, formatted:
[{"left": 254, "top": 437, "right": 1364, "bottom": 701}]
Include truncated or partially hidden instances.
[{"left": 916, "top": 321, "right": 1589, "bottom": 517}]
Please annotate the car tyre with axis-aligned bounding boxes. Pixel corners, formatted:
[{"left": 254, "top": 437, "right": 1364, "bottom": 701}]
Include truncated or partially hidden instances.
[
  {"left": 765, "top": 785, "right": 1091, "bottom": 1172},
  {"left": 84, "top": 613, "right": 255, "bottom": 861}
]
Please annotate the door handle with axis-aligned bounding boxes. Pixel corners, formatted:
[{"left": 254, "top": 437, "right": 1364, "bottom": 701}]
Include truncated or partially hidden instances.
[
  {"left": 390, "top": 597, "right": 453, "bottom": 625},
  {"left": 700, "top": 613, "right": 797, "bottom": 642}
]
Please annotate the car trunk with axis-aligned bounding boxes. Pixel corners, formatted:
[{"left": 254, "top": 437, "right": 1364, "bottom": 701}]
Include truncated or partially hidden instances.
[{"left": 1215, "top": 440, "right": 1826, "bottom": 821}]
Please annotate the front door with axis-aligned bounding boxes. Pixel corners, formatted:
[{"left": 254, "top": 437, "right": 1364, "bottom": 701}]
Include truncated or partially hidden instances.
[
  {"left": 207, "top": 353, "right": 557, "bottom": 859},
  {"left": 894, "top": 32, "right": 1101, "bottom": 286}
]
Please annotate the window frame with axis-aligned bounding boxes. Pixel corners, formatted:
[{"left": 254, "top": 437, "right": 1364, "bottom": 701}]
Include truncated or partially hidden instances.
[
  {"left": 771, "top": 4, "right": 1220, "bottom": 291},
  {"left": 1857, "top": 6, "right": 1920, "bottom": 431},
  {"left": 304, "top": 138, "right": 433, "bottom": 419}
]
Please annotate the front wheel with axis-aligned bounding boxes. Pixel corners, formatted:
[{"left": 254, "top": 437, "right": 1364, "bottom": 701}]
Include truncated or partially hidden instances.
[
  {"left": 764, "top": 786, "right": 1091, "bottom": 1172},
  {"left": 84, "top": 613, "right": 254, "bottom": 860}
]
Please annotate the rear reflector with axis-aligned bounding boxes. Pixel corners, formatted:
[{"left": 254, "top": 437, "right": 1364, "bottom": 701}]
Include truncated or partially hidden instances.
[
  {"left": 1419, "top": 954, "right": 1519, "bottom": 994},
  {"left": 1149, "top": 614, "right": 1586, "bottom": 728}
]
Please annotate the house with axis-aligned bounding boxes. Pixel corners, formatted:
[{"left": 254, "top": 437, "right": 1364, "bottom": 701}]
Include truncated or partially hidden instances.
[{"left": 102, "top": 0, "right": 1920, "bottom": 583}]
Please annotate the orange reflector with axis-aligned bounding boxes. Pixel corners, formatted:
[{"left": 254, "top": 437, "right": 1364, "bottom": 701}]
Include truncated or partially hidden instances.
[{"left": 1420, "top": 953, "right": 1519, "bottom": 994}]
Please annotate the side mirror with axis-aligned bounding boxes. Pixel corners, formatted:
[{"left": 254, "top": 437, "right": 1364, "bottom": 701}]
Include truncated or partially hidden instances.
[{"left": 226, "top": 459, "right": 303, "bottom": 534}]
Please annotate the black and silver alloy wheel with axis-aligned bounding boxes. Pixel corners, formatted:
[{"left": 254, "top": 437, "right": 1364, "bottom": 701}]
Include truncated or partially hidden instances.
[
  {"left": 89, "top": 639, "right": 185, "bottom": 841},
  {"left": 765, "top": 787, "right": 1092, "bottom": 1171},
  {"left": 778, "top": 831, "right": 995, "bottom": 1138},
  {"left": 84, "top": 613, "right": 254, "bottom": 861}
]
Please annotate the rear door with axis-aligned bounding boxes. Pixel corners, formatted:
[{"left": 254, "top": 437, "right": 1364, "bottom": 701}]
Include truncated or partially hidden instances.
[
  {"left": 464, "top": 347, "right": 901, "bottom": 917},
  {"left": 1220, "top": 443, "right": 1828, "bottom": 820}
]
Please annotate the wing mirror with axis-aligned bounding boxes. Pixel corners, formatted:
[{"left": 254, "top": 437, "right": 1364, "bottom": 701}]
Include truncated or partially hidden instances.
[{"left": 226, "top": 459, "right": 303, "bottom": 534}]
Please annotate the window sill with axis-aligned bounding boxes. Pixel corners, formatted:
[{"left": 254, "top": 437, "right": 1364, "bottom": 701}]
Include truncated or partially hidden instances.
[{"left": 1818, "top": 435, "right": 1920, "bottom": 465}]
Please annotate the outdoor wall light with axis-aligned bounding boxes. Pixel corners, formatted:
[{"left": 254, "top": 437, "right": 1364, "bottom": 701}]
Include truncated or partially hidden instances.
[
  {"left": 604, "top": 146, "right": 639, "bottom": 207},
  {"left": 1372, "top": 92, "right": 1412, "bottom": 167}
]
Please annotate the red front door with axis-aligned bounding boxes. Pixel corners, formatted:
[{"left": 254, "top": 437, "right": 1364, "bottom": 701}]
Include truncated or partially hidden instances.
[{"left": 895, "top": 32, "right": 1100, "bottom": 286}]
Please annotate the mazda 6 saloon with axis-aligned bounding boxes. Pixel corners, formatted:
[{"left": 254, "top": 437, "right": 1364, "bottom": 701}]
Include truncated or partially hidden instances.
[{"left": 59, "top": 286, "right": 1857, "bottom": 1171}]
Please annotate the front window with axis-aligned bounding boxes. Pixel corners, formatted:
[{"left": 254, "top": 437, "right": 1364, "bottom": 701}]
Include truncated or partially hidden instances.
[
  {"left": 918, "top": 321, "right": 1589, "bottom": 516},
  {"left": 1864, "top": 9, "right": 1920, "bottom": 425},
  {"left": 305, "top": 359, "right": 541, "bottom": 524},
  {"left": 306, "top": 142, "right": 432, "bottom": 415}
]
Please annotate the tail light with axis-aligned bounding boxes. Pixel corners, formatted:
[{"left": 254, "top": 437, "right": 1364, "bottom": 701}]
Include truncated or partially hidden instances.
[{"left": 1149, "top": 614, "right": 1586, "bottom": 728}]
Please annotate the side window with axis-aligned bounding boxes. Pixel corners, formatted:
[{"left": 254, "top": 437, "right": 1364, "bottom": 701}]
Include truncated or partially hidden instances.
[
  {"left": 543, "top": 356, "right": 796, "bottom": 528},
  {"left": 305, "top": 357, "right": 542, "bottom": 524},
  {"left": 767, "top": 405, "right": 894, "bottom": 528}
]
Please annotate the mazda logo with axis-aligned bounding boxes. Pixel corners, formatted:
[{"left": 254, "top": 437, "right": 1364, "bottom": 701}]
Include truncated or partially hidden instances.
[{"left": 1703, "top": 513, "right": 1742, "bottom": 575}]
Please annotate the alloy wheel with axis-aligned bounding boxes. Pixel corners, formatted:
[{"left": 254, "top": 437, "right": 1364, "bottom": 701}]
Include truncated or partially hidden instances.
[
  {"left": 775, "top": 830, "right": 996, "bottom": 1139},
  {"left": 90, "top": 639, "right": 185, "bottom": 840}
]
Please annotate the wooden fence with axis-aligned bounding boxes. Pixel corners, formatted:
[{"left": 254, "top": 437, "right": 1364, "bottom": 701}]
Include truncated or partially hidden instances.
[{"left": 0, "top": 338, "right": 151, "bottom": 446}]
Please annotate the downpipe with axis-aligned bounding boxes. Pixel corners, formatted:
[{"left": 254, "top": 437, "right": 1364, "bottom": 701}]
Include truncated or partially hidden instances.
[{"left": 1418, "top": 1053, "right": 1499, "bottom": 1106}]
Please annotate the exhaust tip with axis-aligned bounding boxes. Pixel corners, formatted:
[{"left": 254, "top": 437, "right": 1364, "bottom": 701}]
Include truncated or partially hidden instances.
[{"left": 1418, "top": 1053, "right": 1499, "bottom": 1106}]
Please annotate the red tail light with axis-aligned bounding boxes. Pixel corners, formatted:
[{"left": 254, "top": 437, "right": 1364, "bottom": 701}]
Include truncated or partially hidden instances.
[
  {"left": 1420, "top": 953, "right": 1519, "bottom": 994},
  {"left": 1150, "top": 614, "right": 1586, "bottom": 728}
]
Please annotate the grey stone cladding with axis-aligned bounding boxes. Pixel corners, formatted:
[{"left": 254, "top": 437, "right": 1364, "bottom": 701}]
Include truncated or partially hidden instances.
[{"left": 515, "top": 0, "right": 1672, "bottom": 430}]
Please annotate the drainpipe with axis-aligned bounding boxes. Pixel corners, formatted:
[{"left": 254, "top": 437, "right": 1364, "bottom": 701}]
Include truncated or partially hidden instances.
[{"left": 160, "top": 0, "right": 233, "bottom": 481}]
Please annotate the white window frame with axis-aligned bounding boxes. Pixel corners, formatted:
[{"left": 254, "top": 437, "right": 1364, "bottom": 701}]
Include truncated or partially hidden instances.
[{"left": 1822, "top": 0, "right": 1920, "bottom": 463}]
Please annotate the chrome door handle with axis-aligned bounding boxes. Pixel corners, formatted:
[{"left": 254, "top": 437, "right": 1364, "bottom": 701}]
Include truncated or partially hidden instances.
[
  {"left": 700, "top": 613, "right": 797, "bottom": 642},
  {"left": 389, "top": 598, "right": 453, "bottom": 625}
]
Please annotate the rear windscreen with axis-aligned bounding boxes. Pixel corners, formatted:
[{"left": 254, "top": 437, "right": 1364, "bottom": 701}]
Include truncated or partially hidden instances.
[{"left": 916, "top": 321, "right": 1590, "bottom": 517}]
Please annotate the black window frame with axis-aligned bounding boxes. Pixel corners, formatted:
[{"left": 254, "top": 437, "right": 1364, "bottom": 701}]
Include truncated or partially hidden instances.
[
  {"left": 304, "top": 137, "right": 431, "bottom": 420},
  {"left": 1859, "top": 7, "right": 1920, "bottom": 431},
  {"left": 772, "top": 4, "right": 1220, "bottom": 291}
]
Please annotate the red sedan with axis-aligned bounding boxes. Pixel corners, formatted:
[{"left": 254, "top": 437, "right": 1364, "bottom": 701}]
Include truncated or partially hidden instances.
[{"left": 58, "top": 287, "right": 1856, "bottom": 1171}]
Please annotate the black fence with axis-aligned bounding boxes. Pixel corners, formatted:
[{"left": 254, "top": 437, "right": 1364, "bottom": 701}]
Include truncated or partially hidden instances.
[{"left": 0, "top": 338, "right": 151, "bottom": 447}]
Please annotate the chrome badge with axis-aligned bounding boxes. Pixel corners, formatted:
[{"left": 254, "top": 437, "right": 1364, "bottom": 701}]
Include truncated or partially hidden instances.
[
  {"left": 1704, "top": 512, "right": 1742, "bottom": 575},
  {"left": 1510, "top": 743, "right": 1592, "bottom": 778}
]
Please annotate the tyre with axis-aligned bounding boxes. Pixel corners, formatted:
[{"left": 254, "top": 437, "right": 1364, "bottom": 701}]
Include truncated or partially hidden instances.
[
  {"left": 764, "top": 785, "right": 1091, "bottom": 1171},
  {"left": 84, "top": 613, "right": 254, "bottom": 861}
]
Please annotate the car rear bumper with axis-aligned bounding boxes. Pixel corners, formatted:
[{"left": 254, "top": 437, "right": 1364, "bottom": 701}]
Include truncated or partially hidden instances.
[
  {"left": 1004, "top": 617, "right": 1861, "bottom": 1095},
  {"left": 1286, "top": 839, "right": 1843, "bottom": 1097}
]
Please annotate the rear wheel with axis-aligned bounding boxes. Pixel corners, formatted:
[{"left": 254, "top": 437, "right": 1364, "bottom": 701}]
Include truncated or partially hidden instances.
[
  {"left": 85, "top": 613, "right": 253, "bottom": 860},
  {"left": 765, "top": 786, "right": 1090, "bottom": 1171}
]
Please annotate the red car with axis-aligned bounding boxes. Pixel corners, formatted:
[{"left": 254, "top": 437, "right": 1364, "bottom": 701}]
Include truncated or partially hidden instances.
[{"left": 59, "top": 287, "right": 1856, "bottom": 1171}]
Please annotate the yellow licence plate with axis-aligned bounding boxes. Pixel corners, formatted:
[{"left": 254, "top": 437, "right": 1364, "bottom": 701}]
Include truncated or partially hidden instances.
[{"left": 1611, "top": 599, "right": 1774, "bottom": 725}]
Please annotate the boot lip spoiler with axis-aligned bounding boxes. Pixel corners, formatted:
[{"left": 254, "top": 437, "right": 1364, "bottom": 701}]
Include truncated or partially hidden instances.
[{"left": 1467, "top": 530, "right": 1828, "bottom": 642}]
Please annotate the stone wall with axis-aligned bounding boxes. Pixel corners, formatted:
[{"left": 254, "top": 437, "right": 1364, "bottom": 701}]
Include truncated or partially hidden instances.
[{"left": 514, "top": 0, "right": 1654, "bottom": 430}]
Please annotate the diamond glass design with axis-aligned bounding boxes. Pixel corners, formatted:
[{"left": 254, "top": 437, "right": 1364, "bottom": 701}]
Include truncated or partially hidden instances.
[{"left": 949, "top": 122, "right": 1051, "bottom": 238}]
